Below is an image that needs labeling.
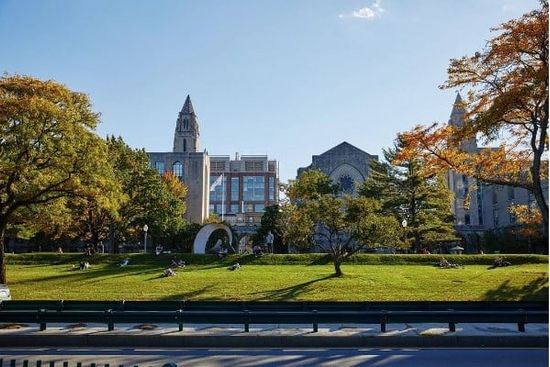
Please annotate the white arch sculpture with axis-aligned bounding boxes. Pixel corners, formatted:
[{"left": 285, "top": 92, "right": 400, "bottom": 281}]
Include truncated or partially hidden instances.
[{"left": 193, "top": 223, "right": 233, "bottom": 254}]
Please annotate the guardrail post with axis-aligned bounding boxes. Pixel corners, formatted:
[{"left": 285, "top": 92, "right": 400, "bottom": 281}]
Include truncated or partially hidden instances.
[
  {"left": 312, "top": 309, "right": 318, "bottom": 332},
  {"left": 177, "top": 309, "right": 183, "bottom": 331},
  {"left": 106, "top": 309, "right": 114, "bottom": 331},
  {"left": 38, "top": 309, "right": 46, "bottom": 331},
  {"left": 518, "top": 309, "right": 526, "bottom": 332},
  {"left": 244, "top": 309, "right": 250, "bottom": 332},
  {"left": 380, "top": 310, "right": 387, "bottom": 333},
  {"left": 448, "top": 309, "right": 456, "bottom": 332}
]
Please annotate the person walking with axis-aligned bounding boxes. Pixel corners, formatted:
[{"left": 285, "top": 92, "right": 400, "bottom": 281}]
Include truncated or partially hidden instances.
[{"left": 265, "top": 231, "right": 274, "bottom": 254}]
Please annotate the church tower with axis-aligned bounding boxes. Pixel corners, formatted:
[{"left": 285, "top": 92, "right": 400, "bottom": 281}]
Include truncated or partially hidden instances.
[
  {"left": 173, "top": 95, "right": 200, "bottom": 153},
  {"left": 449, "top": 92, "right": 477, "bottom": 152}
]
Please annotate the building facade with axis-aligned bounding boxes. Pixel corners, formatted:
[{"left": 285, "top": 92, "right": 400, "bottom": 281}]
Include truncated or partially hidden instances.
[
  {"left": 148, "top": 95, "right": 279, "bottom": 225},
  {"left": 446, "top": 93, "right": 547, "bottom": 239},
  {"left": 148, "top": 95, "right": 210, "bottom": 224},
  {"left": 209, "top": 154, "right": 279, "bottom": 226},
  {"left": 297, "top": 141, "right": 378, "bottom": 195}
]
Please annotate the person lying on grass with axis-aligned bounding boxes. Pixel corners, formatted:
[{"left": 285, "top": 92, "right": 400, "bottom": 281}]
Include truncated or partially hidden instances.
[
  {"left": 227, "top": 263, "right": 240, "bottom": 271},
  {"left": 163, "top": 268, "right": 176, "bottom": 277}
]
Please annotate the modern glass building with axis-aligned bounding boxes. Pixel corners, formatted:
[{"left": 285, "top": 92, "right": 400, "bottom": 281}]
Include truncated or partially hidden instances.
[{"left": 209, "top": 154, "right": 279, "bottom": 226}]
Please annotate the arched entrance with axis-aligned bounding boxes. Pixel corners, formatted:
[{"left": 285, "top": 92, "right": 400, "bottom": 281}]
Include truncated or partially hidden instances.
[{"left": 193, "top": 223, "right": 233, "bottom": 254}]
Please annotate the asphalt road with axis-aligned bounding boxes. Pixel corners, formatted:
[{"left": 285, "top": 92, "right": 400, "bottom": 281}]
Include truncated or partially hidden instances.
[{"left": 0, "top": 348, "right": 548, "bottom": 367}]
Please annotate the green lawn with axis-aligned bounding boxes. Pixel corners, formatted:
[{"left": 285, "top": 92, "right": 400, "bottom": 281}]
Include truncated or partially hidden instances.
[{"left": 6, "top": 256, "right": 548, "bottom": 301}]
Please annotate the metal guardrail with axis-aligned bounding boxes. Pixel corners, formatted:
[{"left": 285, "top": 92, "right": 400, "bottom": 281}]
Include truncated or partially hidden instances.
[{"left": 0, "top": 301, "right": 547, "bottom": 333}]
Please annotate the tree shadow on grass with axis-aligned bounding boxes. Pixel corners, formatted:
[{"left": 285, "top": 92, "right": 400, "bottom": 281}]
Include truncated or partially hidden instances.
[
  {"left": 483, "top": 276, "right": 549, "bottom": 301},
  {"left": 158, "top": 286, "right": 216, "bottom": 301},
  {"left": 251, "top": 273, "right": 339, "bottom": 301}
]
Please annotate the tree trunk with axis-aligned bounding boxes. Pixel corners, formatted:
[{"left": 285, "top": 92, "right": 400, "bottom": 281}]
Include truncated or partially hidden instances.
[
  {"left": 333, "top": 258, "right": 343, "bottom": 277},
  {"left": 0, "top": 226, "right": 6, "bottom": 284}
]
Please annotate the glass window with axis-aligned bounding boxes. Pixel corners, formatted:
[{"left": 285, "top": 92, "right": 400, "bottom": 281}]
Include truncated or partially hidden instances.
[
  {"left": 507, "top": 186, "right": 515, "bottom": 200},
  {"left": 492, "top": 186, "right": 498, "bottom": 204},
  {"left": 231, "top": 177, "right": 240, "bottom": 201},
  {"left": 255, "top": 204, "right": 265, "bottom": 213},
  {"left": 209, "top": 175, "right": 227, "bottom": 202},
  {"left": 243, "top": 176, "right": 265, "bottom": 201},
  {"left": 493, "top": 208, "right": 499, "bottom": 226},
  {"left": 268, "top": 176, "right": 275, "bottom": 200},
  {"left": 154, "top": 161, "right": 165, "bottom": 175},
  {"left": 209, "top": 204, "right": 215, "bottom": 214},
  {"left": 229, "top": 204, "right": 239, "bottom": 214},
  {"left": 464, "top": 213, "right": 470, "bottom": 225},
  {"left": 245, "top": 203, "right": 254, "bottom": 213},
  {"left": 172, "top": 161, "right": 183, "bottom": 180}
]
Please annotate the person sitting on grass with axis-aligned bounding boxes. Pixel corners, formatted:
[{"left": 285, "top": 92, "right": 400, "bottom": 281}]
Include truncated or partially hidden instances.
[
  {"left": 119, "top": 257, "right": 130, "bottom": 267},
  {"left": 439, "top": 257, "right": 461, "bottom": 269},
  {"left": 170, "top": 256, "right": 186, "bottom": 268},
  {"left": 253, "top": 244, "right": 263, "bottom": 258},
  {"left": 227, "top": 263, "right": 240, "bottom": 271},
  {"left": 163, "top": 268, "right": 176, "bottom": 277}
]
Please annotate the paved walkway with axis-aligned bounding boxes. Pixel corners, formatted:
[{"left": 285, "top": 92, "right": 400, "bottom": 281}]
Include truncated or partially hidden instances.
[{"left": 0, "top": 322, "right": 547, "bottom": 347}]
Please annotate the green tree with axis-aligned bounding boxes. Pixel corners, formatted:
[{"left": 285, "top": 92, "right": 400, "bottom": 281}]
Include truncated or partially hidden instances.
[
  {"left": 106, "top": 136, "right": 187, "bottom": 252},
  {"left": 286, "top": 171, "right": 400, "bottom": 276},
  {"left": 0, "top": 75, "right": 115, "bottom": 283},
  {"left": 287, "top": 169, "right": 337, "bottom": 203},
  {"left": 360, "top": 137, "right": 457, "bottom": 252}
]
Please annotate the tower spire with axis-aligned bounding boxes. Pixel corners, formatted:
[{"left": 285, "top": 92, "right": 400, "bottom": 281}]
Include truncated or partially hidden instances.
[{"left": 181, "top": 95, "right": 195, "bottom": 115}]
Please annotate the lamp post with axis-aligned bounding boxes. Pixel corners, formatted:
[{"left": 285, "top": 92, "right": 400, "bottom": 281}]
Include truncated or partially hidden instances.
[{"left": 143, "top": 224, "right": 148, "bottom": 254}]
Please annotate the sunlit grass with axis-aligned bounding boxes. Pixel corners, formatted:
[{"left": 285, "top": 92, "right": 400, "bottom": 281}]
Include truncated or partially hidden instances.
[{"left": 7, "top": 260, "right": 548, "bottom": 301}]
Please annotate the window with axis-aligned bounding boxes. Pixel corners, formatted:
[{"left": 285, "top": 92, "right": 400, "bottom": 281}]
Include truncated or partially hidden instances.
[
  {"left": 245, "top": 203, "right": 254, "bottom": 213},
  {"left": 255, "top": 204, "right": 265, "bottom": 213},
  {"left": 509, "top": 212, "right": 517, "bottom": 224},
  {"left": 172, "top": 161, "right": 183, "bottom": 180},
  {"left": 493, "top": 208, "right": 499, "bottom": 227},
  {"left": 154, "top": 161, "right": 165, "bottom": 175},
  {"left": 183, "top": 139, "right": 187, "bottom": 152},
  {"left": 231, "top": 177, "right": 240, "bottom": 201},
  {"left": 245, "top": 161, "right": 264, "bottom": 171},
  {"left": 229, "top": 204, "right": 239, "bottom": 214},
  {"left": 339, "top": 175, "right": 354, "bottom": 194},
  {"left": 507, "top": 186, "right": 515, "bottom": 200},
  {"left": 268, "top": 176, "right": 275, "bottom": 201},
  {"left": 209, "top": 175, "right": 227, "bottom": 202},
  {"left": 465, "top": 213, "right": 470, "bottom": 225},
  {"left": 492, "top": 186, "right": 498, "bottom": 204},
  {"left": 209, "top": 204, "right": 215, "bottom": 213},
  {"left": 211, "top": 161, "right": 227, "bottom": 172},
  {"left": 243, "top": 176, "right": 265, "bottom": 201}
]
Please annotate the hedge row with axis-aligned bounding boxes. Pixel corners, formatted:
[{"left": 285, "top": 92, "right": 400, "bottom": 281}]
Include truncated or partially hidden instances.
[{"left": 5, "top": 252, "right": 548, "bottom": 266}]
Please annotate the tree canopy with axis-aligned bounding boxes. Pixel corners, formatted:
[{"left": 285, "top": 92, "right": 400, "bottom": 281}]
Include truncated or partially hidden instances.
[
  {"left": 0, "top": 75, "right": 116, "bottom": 283},
  {"left": 397, "top": 1, "right": 549, "bottom": 237},
  {"left": 360, "top": 136, "right": 458, "bottom": 252}
]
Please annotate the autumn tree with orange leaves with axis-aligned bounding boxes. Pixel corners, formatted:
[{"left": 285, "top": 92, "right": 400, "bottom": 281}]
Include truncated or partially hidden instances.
[{"left": 397, "top": 1, "right": 548, "bottom": 240}]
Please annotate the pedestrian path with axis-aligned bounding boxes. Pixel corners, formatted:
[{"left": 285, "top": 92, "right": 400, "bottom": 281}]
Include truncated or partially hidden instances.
[{"left": 0, "top": 322, "right": 547, "bottom": 348}]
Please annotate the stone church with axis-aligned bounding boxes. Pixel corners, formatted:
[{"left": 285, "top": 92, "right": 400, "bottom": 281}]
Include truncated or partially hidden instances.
[
  {"left": 148, "top": 95, "right": 210, "bottom": 224},
  {"left": 298, "top": 142, "right": 378, "bottom": 194}
]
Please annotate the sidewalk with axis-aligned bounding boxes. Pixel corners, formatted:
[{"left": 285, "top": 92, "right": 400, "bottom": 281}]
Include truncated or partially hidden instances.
[{"left": 0, "top": 322, "right": 547, "bottom": 348}]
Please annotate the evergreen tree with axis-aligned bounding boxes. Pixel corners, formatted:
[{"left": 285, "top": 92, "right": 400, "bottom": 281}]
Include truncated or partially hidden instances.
[{"left": 360, "top": 136, "right": 457, "bottom": 252}]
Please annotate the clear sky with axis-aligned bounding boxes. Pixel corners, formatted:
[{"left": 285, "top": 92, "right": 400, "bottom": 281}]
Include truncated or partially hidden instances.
[{"left": 0, "top": 0, "right": 539, "bottom": 182}]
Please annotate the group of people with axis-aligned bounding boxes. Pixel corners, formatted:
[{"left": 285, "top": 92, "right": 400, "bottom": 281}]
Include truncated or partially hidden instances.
[{"left": 237, "top": 231, "right": 275, "bottom": 257}]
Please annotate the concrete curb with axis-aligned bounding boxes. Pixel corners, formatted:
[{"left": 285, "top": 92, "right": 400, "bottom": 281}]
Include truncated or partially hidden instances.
[{"left": 0, "top": 334, "right": 546, "bottom": 348}]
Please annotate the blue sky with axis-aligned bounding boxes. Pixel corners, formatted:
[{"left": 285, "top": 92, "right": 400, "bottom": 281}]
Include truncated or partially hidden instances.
[{"left": 0, "top": 0, "right": 539, "bottom": 181}]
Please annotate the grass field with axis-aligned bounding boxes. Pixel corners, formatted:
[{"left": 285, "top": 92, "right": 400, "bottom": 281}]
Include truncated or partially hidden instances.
[{"left": 5, "top": 253, "right": 548, "bottom": 301}]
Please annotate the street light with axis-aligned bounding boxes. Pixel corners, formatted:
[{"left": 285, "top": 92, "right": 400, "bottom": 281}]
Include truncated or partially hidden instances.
[{"left": 143, "top": 224, "right": 148, "bottom": 254}]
